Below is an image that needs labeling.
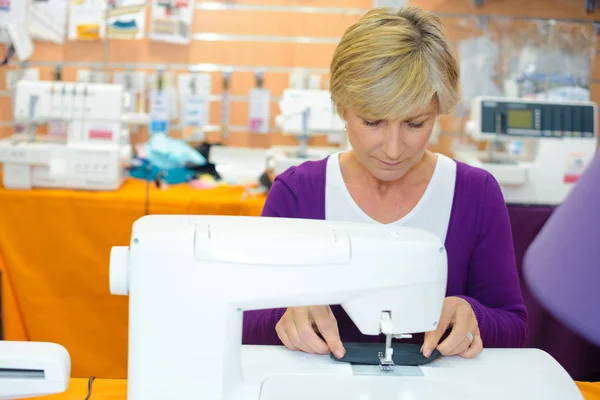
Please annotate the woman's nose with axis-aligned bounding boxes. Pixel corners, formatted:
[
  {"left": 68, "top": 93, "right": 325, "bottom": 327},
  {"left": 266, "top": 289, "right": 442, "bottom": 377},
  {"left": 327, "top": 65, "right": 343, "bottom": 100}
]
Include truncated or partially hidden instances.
[{"left": 382, "top": 126, "right": 403, "bottom": 160}]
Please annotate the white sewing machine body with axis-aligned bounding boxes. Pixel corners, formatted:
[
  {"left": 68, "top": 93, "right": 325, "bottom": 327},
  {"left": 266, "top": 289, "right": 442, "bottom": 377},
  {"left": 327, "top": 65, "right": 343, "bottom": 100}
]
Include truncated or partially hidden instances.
[
  {"left": 110, "top": 215, "right": 582, "bottom": 400},
  {"left": 0, "top": 80, "right": 132, "bottom": 191},
  {"left": 0, "top": 341, "right": 70, "bottom": 400},
  {"left": 241, "top": 346, "right": 577, "bottom": 400},
  {"left": 269, "top": 89, "right": 344, "bottom": 175},
  {"left": 455, "top": 96, "right": 598, "bottom": 206}
]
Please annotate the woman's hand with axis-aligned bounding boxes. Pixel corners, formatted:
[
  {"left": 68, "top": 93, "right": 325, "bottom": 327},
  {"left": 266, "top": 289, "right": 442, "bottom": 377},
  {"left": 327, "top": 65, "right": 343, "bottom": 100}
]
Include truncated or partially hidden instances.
[
  {"left": 422, "top": 297, "right": 483, "bottom": 359},
  {"left": 276, "top": 306, "right": 346, "bottom": 359}
]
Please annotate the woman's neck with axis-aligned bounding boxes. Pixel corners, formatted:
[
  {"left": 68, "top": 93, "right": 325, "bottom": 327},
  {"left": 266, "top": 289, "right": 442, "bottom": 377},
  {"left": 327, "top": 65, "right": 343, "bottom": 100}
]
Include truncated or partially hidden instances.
[{"left": 342, "top": 150, "right": 437, "bottom": 197}]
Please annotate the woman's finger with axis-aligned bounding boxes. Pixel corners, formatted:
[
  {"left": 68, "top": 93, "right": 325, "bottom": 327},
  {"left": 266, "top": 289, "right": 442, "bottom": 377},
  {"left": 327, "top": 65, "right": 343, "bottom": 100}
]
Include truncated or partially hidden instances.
[
  {"left": 293, "top": 308, "right": 330, "bottom": 354},
  {"left": 422, "top": 300, "right": 454, "bottom": 357},
  {"left": 446, "top": 336, "right": 471, "bottom": 356},
  {"left": 460, "top": 333, "right": 483, "bottom": 359},
  {"left": 446, "top": 313, "right": 479, "bottom": 356},
  {"left": 437, "top": 304, "right": 472, "bottom": 355},
  {"left": 276, "top": 322, "right": 298, "bottom": 351},
  {"left": 282, "top": 311, "right": 317, "bottom": 354},
  {"left": 311, "top": 306, "right": 345, "bottom": 358}
]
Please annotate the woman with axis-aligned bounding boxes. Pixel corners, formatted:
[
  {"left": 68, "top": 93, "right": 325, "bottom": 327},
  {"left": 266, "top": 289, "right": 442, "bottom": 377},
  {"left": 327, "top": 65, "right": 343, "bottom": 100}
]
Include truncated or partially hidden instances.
[{"left": 243, "top": 5, "right": 528, "bottom": 361}]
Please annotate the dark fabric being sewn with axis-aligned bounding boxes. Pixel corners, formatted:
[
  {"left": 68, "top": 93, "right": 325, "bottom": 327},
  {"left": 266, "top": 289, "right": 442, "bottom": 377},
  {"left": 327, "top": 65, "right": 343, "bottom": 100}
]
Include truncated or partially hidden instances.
[{"left": 331, "top": 343, "right": 442, "bottom": 366}]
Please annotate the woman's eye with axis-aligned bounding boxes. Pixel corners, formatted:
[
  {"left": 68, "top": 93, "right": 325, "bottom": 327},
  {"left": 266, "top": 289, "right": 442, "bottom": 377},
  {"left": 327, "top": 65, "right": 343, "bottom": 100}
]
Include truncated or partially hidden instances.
[
  {"left": 362, "top": 119, "right": 382, "bottom": 127},
  {"left": 407, "top": 121, "right": 425, "bottom": 129}
]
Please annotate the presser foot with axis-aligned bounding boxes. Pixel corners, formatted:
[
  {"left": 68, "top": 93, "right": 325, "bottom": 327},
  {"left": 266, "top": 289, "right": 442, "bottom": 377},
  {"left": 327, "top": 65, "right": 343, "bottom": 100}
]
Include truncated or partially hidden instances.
[
  {"left": 378, "top": 312, "right": 413, "bottom": 372},
  {"left": 378, "top": 334, "right": 395, "bottom": 372},
  {"left": 378, "top": 351, "right": 395, "bottom": 372}
]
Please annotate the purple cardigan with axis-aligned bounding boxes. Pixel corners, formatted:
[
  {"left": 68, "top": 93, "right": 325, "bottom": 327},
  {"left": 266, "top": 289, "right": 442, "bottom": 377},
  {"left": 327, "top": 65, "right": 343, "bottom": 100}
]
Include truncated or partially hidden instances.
[{"left": 243, "top": 157, "right": 528, "bottom": 348}]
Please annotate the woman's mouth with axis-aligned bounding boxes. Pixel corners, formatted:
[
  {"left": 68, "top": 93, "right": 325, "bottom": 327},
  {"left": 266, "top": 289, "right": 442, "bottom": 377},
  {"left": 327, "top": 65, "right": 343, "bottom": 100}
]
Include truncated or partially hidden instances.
[{"left": 378, "top": 159, "right": 402, "bottom": 167}]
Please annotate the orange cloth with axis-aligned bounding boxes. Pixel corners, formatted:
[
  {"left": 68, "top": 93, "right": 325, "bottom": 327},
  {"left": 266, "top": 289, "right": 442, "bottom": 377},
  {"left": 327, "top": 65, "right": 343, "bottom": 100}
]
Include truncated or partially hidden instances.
[
  {"left": 0, "top": 251, "right": 28, "bottom": 341},
  {"left": 29, "top": 379, "right": 600, "bottom": 400},
  {"left": 579, "top": 382, "right": 600, "bottom": 400},
  {"left": 29, "top": 379, "right": 127, "bottom": 400},
  {"left": 0, "top": 178, "right": 265, "bottom": 379}
]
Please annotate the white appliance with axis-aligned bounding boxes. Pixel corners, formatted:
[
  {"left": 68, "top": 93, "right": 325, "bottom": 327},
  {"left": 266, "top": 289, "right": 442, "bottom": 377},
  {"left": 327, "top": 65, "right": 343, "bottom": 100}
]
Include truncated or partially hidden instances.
[
  {"left": 269, "top": 89, "right": 344, "bottom": 175},
  {"left": 0, "top": 80, "right": 138, "bottom": 191},
  {"left": 109, "top": 215, "right": 582, "bottom": 400},
  {"left": 208, "top": 146, "right": 268, "bottom": 185},
  {"left": 455, "top": 96, "right": 598, "bottom": 205},
  {"left": 0, "top": 341, "right": 70, "bottom": 399},
  {"left": 3, "top": 23, "right": 34, "bottom": 63}
]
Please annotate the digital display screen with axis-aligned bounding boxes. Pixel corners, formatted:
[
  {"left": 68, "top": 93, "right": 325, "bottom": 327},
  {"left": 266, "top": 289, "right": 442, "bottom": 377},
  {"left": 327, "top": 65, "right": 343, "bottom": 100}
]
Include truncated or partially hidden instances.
[{"left": 507, "top": 109, "right": 533, "bottom": 129}]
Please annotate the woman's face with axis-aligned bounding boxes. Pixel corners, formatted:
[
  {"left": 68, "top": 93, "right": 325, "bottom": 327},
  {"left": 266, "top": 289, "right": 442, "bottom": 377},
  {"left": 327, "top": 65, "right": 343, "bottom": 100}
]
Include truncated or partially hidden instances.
[{"left": 345, "top": 99, "right": 438, "bottom": 182}]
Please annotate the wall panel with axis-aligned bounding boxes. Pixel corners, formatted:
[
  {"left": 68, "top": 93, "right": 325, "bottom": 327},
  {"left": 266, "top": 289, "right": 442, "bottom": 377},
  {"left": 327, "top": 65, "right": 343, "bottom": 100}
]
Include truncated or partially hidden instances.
[{"left": 0, "top": 0, "right": 597, "bottom": 155}]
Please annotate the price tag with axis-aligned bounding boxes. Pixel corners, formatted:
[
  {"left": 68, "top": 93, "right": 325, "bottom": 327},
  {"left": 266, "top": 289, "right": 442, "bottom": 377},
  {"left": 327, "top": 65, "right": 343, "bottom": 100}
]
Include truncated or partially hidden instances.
[
  {"left": 149, "top": 90, "right": 169, "bottom": 134},
  {"left": 182, "top": 95, "right": 208, "bottom": 128},
  {"left": 248, "top": 88, "right": 271, "bottom": 134},
  {"left": 181, "top": 94, "right": 208, "bottom": 141}
]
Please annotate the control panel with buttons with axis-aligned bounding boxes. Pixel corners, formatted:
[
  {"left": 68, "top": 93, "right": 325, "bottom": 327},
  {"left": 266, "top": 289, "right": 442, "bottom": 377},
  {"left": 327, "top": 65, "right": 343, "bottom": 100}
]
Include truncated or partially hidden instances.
[{"left": 473, "top": 97, "right": 597, "bottom": 140}]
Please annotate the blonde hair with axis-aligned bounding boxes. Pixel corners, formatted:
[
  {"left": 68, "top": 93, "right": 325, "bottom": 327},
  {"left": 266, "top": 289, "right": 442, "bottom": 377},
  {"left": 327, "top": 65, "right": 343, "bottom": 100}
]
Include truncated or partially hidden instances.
[{"left": 330, "top": 6, "right": 459, "bottom": 121}]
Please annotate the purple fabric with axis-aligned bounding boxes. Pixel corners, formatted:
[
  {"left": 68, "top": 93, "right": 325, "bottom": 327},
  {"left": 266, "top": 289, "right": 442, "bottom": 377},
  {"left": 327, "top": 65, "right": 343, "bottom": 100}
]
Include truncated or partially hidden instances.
[
  {"left": 242, "top": 157, "right": 528, "bottom": 349},
  {"left": 509, "top": 204, "right": 600, "bottom": 382},
  {"left": 524, "top": 153, "right": 600, "bottom": 346},
  {"left": 521, "top": 152, "right": 600, "bottom": 381}
]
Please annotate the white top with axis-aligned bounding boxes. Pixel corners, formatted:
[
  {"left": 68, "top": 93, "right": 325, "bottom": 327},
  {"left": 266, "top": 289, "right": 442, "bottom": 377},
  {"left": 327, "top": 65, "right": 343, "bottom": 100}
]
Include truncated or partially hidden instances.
[{"left": 325, "top": 152, "right": 457, "bottom": 243}]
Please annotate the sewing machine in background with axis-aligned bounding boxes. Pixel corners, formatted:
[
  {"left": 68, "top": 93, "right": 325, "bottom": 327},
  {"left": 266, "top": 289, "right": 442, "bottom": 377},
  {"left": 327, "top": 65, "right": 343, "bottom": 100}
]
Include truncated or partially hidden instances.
[
  {"left": 268, "top": 89, "right": 344, "bottom": 176},
  {"left": 455, "top": 96, "right": 598, "bottom": 205},
  {"left": 0, "top": 341, "right": 70, "bottom": 399},
  {"left": 110, "top": 215, "right": 582, "bottom": 400},
  {"left": 0, "top": 80, "right": 147, "bottom": 191}
]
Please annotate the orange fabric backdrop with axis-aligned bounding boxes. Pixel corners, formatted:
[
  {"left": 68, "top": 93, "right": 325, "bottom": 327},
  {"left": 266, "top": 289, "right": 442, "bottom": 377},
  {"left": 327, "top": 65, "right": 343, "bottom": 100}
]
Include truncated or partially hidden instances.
[
  {"left": 0, "top": 251, "right": 28, "bottom": 341},
  {"left": 0, "top": 176, "right": 265, "bottom": 378}
]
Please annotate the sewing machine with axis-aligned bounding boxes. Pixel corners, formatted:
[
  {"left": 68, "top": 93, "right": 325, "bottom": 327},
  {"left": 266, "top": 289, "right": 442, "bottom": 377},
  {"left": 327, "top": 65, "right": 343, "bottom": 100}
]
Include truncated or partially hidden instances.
[
  {"left": 455, "top": 96, "right": 598, "bottom": 205},
  {"left": 0, "top": 341, "right": 70, "bottom": 399},
  {"left": 268, "top": 89, "right": 343, "bottom": 176},
  {"left": 110, "top": 215, "right": 582, "bottom": 400},
  {"left": 0, "top": 80, "right": 135, "bottom": 190}
]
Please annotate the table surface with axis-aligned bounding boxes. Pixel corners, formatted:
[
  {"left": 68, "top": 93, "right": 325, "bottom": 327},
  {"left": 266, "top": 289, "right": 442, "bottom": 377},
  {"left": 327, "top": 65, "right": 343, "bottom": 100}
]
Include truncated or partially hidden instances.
[
  {"left": 28, "top": 379, "right": 600, "bottom": 400},
  {"left": 0, "top": 177, "right": 265, "bottom": 378}
]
